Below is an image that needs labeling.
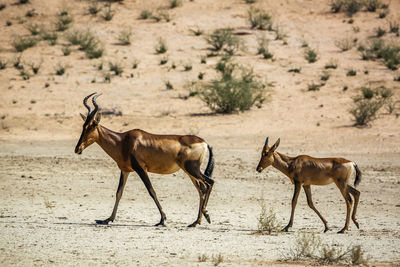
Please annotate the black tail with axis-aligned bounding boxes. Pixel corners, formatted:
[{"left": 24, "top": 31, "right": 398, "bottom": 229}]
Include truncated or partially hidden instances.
[
  {"left": 204, "top": 145, "right": 214, "bottom": 178},
  {"left": 354, "top": 162, "right": 362, "bottom": 187}
]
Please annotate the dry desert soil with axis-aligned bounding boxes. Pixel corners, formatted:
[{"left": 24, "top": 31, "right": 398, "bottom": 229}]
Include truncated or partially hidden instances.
[{"left": 0, "top": 0, "right": 399, "bottom": 266}]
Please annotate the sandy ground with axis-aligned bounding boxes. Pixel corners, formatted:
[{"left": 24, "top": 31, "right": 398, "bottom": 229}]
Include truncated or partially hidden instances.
[
  {"left": 0, "top": 141, "right": 400, "bottom": 266},
  {"left": 1, "top": 0, "right": 400, "bottom": 265}
]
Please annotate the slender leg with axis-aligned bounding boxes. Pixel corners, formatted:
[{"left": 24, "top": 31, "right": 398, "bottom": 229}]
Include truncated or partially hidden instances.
[
  {"left": 303, "top": 185, "right": 329, "bottom": 232},
  {"left": 283, "top": 181, "right": 301, "bottom": 232},
  {"left": 348, "top": 185, "right": 360, "bottom": 229},
  {"left": 336, "top": 179, "right": 351, "bottom": 233},
  {"left": 186, "top": 176, "right": 206, "bottom": 227},
  {"left": 130, "top": 155, "right": 166, "bottom": 226},
  {"left": 183, "top": 160, "right": 212, "bottom": 227},
  {"left": 96, "top": 171, "right": 129, "bottom": 225},
  {"left": 200, "top": 174, "right": 214, "bottom": 224}
]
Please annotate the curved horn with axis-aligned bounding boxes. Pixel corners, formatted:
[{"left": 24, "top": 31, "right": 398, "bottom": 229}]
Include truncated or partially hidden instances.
[
  {"left": 264, "top": 137, "right": 269, "bottom": 146},
  {"left": 91, "top": 93, "right": 102, "bottom": 116},
  {"left": 83, "top": 92, "right": 96, "bottom": 115}
]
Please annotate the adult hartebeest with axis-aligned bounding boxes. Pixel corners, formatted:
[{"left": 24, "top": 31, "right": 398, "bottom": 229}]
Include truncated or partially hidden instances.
[
  {"left": 256, "top": 137, "right": 361, "bottom": 233},
  {"left": 75, "top": 93, "right": 214, "bottom": 227}
]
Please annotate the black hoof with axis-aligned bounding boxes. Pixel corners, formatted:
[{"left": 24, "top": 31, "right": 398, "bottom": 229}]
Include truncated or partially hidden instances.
[
  {"left": 337, "top": 229, "right": 346, "bottom": 234},
  {"left": 323, "top": 227, "right": 330, "bottom": 233},
  {"left": 282, "top": 226, "right": 290, "bottom": 232},
  {"left": 204, "top": 213, "right": 211, "bottom": 224},
  {"left": 155, "top": 221, "right": 166, "bottom": 227},
  {"left": 188, "top": 222, "right": 198, "bottom": 227},
  {"left": 95, "top": 220, "right": 109, "bottom": 225}
]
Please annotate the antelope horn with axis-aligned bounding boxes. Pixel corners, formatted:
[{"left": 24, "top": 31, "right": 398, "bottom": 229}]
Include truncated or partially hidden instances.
[
  {"left": 265, "top": 137, "right": 269, "bottom": 146},
  {"left": 91, "top": 93, "right": 102, "bottom": 116},
  {"left": 83, "top": 92, "right": 96, "bottom": 115}
]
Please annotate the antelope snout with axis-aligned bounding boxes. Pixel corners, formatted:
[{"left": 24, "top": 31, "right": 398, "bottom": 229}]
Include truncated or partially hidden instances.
[
  {"left": 75, "top": 145, "right": 83, "bottom": 154},
  {"left": 256, "top": 166, "right": 263, "bottom": 173}
]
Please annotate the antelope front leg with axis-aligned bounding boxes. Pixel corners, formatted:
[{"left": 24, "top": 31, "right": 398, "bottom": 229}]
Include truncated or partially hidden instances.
[
  {"left": 96, "top": 171, "right": 129, "bottom": 225},
  {"left": 283, "top": 181, "right": 301, "bottom": 232}
]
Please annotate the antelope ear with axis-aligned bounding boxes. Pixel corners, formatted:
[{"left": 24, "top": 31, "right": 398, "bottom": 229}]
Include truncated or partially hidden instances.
[
  {"left": 94, "top": 112, "right": 101, "bottom": 124},
  {"left": 80, "top": 113, "right": 87, "bottom": 121},
  {"left": 270, "top": 138, "right": 280, "bottom": 152}
]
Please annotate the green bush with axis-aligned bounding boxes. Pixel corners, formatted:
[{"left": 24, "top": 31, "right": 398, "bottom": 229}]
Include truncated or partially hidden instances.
[
  {"left": 256, "top": 198, "right": 282, "bottom": 235},
  {"left": 330, "top": 0, "right": 343, "bottom": 13},
  {"left": 139, "top": 9, "right": 152, "bottom": 19},
  {"left": 196, "top": 57, "right": 265, "bottom": 113},
  {"left": 12, "top": 35, "right": 37, "bottom": 52},
  {"left": 343, "top": 0, "right": 362, "bottom": 16},
  {"left": 364, "top": 0, "right": 382, "bottom": 12},
  {"left": 205, "top": 28, "right": 243, "bottom": 55},
  {"left": 304, "top": 47, "right": 318, "bottom": 63},
  {"left": 66, "top": 30, "right": 104, "bottom": 59},
  {"left": 117, "top": 29, "right": 132, "bottom": 45},
  {"left": 55, "top": 11, "right": 73, "bottom": 31},
  {"left": 248, "top": 7, "right": 272, "bottom": 30},
  {"left": 155, "top": 37, "right": 168, "bottom": 54},
  {"left": 350, "top": 87, "right": 391, "bottom": 126}
]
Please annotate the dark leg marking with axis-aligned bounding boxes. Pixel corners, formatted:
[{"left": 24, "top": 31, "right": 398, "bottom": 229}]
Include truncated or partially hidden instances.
[
  {"left": 96, "top": 171, "right": 129, "bottom": 225},
  {"left": 130, "top": 154, "right": 166, "bottom": 226}
]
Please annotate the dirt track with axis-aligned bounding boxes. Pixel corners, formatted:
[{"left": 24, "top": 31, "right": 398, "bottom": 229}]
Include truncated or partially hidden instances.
[{"left": 1, "top": 140, "right": 399, "bottom": 266}]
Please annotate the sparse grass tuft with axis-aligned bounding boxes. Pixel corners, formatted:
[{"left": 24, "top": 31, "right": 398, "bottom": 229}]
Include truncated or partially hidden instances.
[
  {"left": 389, "top": 20, "right": 399, "bottom": 34},
  {"left": 198, "top": 254, "right": 208, "bottom": 262},
  {"left": 55, "top": 63, "right": 66, "bottom": 75},
  {"left": 288, "top": 67, "right": 301, "bottom": 73},
  {"left": 66, "top": 30, "right": 104, "bottom": 59},
  {"left": 41, "top": 30, "right": 58, "bottom": 45},
  {"left": 109, "top": 61, "right": 123, "bottom": 75},
  {"left": 0, "top": 59, "right": 7, "bottom": 70},
  {"left": 325, "top": 59, "right": 338, "bottom": 69},
  {"left": 248, "top": 7, "right": 272, "bottom": 30},
  {"left": 330, "top": 0, "right": 343, "bottom": 13},
  {"left": 117, "top": 29, "right": 132, "bottom": 45},
  {"left": 132, "top": 58, "right": 140, "bottom": 69},
  {"left": 139, "top": 9, "right": 152, "bottom": 19},
  {"left": 189, "top": 27, "right": 203, "bottom": 36},
  {"left": 88, "top": 1, "right": 100, "bottom": 15},
  {"left": 102, "top": 4, "right": 114, "bottom": 21},
  {"left": 304, "top": 47, "right": 318, "bottom": 63},
  {"left": 55, "top": 11, "right": 73, "bottom": 31},
  {"left": 159, "top": 56, "right": 168, "bottom": 65},
  {"left": 257, "top": 198, "right": 282, "bottom": 235},
  {"left": 62, "top": 46, "right": 71, "bottom": 56},
  {"left": 26, "top": 23, "right": 42, "bottom": 36},
  {"left": 320, "top": 70, "right": 330, "bottom": 81},
  {"left": 212, "top": 254, "right": 224, "bottom": 266},
  {"left": 29, "top": 61, "right": 41, "bottom": 74},
  {"left": 169, "top": 0, "right": 182, "bottom": 9},
  {"left": 347, "top": 69, "right": 357, "bottom": 76},
  {"left": 155, "top": 37, "right": 168, "bottom": 54},
  {"left": 12, "top": 35, "right": 37, "bottom": 52},
  {"left": 165, "top": 80, "right": 173, "bottom": 90},
  {"left": 335, "top": 37, "right": 354, "bottom": 51},
  {"left": 205, "top": 28, "right": 243, "bottom": 55},
  {"left": 184, "top": 64, "right": 192, "bottom": 71},
  {"left": 273, "top": 25, "right": 287, "bottom": 41},
  {"left": 20, "top": 69, "right": 30, "bottom": 80},
  {"left": 364, "top": 0, "right": 383, "bottom": 12},
  {"left": 343, "top": 0, "right": 362, "bottom": 16},
  {"left": 376, "top": 27, "right": 386, "bottom": 37},
  {"left": 308, "top": 82, "right": 321, "bottom": 91}
]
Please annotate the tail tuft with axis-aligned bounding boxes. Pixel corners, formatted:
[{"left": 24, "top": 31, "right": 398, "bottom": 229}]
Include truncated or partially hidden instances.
[
  {"left": 204, "top": 145, "right": 214, "bottom": 178},
  {"left": 353, "top": 162, "right": 362, "bottom": 187}
]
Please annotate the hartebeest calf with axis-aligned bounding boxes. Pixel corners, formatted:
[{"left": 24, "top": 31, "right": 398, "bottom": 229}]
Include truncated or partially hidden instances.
[
  {"left": 75, "top": 93, "right": 214, "bottom": 227},
  {"left": 256, "top": 137, "right": 361, "bottom": 233}
]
